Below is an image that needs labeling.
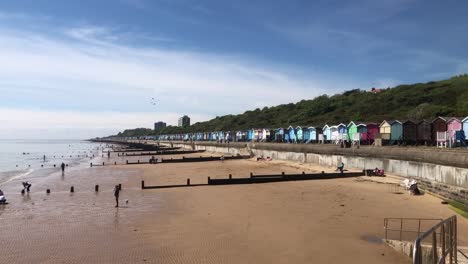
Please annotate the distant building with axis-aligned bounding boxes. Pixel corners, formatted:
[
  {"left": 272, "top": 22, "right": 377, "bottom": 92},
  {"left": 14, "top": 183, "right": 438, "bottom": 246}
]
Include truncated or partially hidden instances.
[
  {"left": 178, "top": 115, "right": 190, "bottom": 127},
  {"left": 154, "top": 121, "right": 167, "bottom": 131},
  {"left": 370, "top": 87, "right": 383, "bottom": 94}
]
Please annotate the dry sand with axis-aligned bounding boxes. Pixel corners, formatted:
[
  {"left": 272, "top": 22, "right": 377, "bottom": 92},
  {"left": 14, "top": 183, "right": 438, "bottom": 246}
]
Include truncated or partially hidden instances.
[{"left": 0, "top": 151, "right": 466, "bottom": 263}]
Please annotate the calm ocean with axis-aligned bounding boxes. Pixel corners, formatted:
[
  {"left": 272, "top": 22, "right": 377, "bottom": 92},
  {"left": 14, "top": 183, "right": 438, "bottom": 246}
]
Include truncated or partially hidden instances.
[{"left": 0, "top": 139, "right": 101, "bottom": 185}]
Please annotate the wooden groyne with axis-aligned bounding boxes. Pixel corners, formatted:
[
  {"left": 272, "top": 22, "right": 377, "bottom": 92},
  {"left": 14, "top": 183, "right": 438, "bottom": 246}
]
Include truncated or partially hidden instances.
[
  {"left": 90, "top": 155, "right": 250, "bottom": 167},
  {"left": 120, "top": 150, "right": 204, "bottom": 156},
  {"left": 125, "top": 155, "right": 249, "bottom": 165},
  {"left": 141, "top": 170, "right": 365, "bottom": 189}
]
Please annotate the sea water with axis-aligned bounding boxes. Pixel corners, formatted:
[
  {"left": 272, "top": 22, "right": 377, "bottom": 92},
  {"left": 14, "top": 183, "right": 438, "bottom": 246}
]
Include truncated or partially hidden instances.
[{"left": 0, "top": 139, "right": 101, "bottom": 185}]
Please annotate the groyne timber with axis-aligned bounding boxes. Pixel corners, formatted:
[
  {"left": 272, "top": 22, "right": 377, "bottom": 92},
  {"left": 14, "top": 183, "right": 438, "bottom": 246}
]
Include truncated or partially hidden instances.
[{"left": 94, "top": 139, "right": 468, "bottom": 204}]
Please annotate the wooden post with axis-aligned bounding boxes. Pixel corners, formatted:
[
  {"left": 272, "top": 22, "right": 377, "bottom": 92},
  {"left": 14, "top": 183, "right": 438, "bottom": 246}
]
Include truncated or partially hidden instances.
[
  {"left": 70, "top": 186, "right": 74, "bottom": 193},
  {"left": 141, "top": 181, "right": 145, "bottom": 189},
  {"left": 250, "top": 172, "right": 253, "bottom": 178},
  {"left": 187, "top": 179, "right": 190, "bottom": 186},
  {"left": 229, "top": 174, "right": 232, "bottom": 179},
  {"left": 46, "top": 189, "right": 50, "bottom": 194},
  {"left": 208, "top": 177, "right": 211, "bottom": 184},
  {"left": 102, "top": 162, "right": 105, "bottom": 166},
  {"left": 126, "top": 160, "right": 128, "bottom": 164},
  {"left": 95, "top": 185, "right": 99, "bottom": 192},
  {"left": 114, "top": 161, "right": 117, "bottom": 165}
]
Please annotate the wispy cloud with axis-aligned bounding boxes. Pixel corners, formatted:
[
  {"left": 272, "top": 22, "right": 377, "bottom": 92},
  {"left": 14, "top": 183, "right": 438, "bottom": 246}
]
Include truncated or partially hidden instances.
[{"left": 0, "top": 23, "right": 351, "bottom": 138}]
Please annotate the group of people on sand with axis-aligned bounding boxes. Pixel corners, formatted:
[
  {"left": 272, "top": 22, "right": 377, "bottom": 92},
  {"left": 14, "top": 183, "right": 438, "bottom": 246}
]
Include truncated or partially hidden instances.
[{"left": 1, "top": 161, "right": 125, "bottom": 208}]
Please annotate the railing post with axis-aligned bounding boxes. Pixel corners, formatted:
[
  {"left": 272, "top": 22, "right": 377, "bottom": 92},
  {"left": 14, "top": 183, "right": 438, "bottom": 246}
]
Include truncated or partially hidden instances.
[
  {"left": 441, "top": 224, "right": 446, "bottom": 264},
  {"left": 454, "top": 217, "right": 457, "bottom": 264},
  {"left": 433, "top": 231, "right": 438, "bottom": 264}
]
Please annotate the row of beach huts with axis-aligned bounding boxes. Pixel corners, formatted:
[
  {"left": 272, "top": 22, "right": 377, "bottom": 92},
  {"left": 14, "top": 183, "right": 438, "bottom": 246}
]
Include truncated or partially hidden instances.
[{"left": 136, "top": 116, "right": 468, "bottom": 147}]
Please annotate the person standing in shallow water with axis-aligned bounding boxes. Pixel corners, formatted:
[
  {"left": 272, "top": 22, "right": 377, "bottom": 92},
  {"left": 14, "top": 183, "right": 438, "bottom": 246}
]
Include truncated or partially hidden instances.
[
  {"left": 61, "top": 162, "right": 65, "bottom": 174},
  {"left": 114, "top": 185, "right": 120, "bottom": 208}
]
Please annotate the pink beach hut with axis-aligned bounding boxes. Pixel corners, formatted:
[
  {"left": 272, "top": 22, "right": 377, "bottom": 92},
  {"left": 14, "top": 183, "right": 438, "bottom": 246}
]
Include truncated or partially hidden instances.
[
  {"left": 447, "top": 117, "right": 462, "bottom": 143},
  {"left": 363, "top": 123, "right": 379, "bottom": 144}
]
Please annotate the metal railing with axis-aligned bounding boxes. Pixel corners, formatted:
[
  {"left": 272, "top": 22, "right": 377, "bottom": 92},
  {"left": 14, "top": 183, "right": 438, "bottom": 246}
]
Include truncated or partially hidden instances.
[
  {"left": 413, "top": 215, "right": 457, "bottom": 264},
  {"left": 384, "top": 218, "right": 443, "bottom": 242}
]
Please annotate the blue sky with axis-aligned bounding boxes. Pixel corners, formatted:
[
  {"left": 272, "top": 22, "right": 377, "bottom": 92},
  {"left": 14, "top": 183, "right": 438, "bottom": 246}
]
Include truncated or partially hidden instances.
[{"left": 0, "top": 0, "right": 467, "bottom": 138}]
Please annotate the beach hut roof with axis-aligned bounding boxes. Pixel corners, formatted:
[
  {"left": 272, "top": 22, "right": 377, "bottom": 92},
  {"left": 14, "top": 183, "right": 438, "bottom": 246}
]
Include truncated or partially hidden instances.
[
  {"left": 295, "top": 126, "right": 303, "bottom": 130},
  {"left": 402, "top": 120, "right": 418, "bottom": 125},
  {"left": 330, "top": 123, "right": 346, "bottom": 129},
  {"left": 348, "top": 121, "right": 367, "bottom": 127},
  {"left": 379, "top": 120, "right": 392, "bottom": 127},
  {"left": 417, "top": 119, "right": 431, "bottom": 124},
  {"left": 463, "top": 117, "right": 468, "bottom": 122},
  {"left": 390, "top": 120, "right": 402, "bottom": 125},
  {"left": 432, "top": 116, "right": 448, "bottom": 122},
  {"left": 446, "top": 117, "right": 462, "bottom": 123}
]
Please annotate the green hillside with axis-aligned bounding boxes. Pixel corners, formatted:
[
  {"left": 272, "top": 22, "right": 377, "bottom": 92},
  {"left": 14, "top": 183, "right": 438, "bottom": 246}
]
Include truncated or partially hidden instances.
[{"left": 117, "top": 74, "right": 468, "bottom": 137}]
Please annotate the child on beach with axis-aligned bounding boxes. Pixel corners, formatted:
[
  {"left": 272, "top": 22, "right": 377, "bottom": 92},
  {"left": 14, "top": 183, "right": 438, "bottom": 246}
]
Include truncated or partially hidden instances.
[
  {"left": 22, "top": 181, "right": 32, "bottom": 193},
  {"left": 336, "top": 162, "right": 345, "bottom": 173}
]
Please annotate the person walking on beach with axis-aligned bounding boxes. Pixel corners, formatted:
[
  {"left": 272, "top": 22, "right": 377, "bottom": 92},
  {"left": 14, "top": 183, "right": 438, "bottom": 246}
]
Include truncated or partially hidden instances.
[
  {"left": 108, "top": 150, "right": 110, "bottom": 158},
  {"left": 61, "top": 162, "right": 66, "bottom": 174},
  {"left": 114, "top": 185, "right": 120, "bottom": 208}
]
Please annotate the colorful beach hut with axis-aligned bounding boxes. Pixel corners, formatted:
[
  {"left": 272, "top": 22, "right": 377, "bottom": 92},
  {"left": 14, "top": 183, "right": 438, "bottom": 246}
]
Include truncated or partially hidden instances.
[
  {"left": 402, "top": 120, "right": 417, "bottom": 144},
  {"left": 463, "top": 117, "right": 468, "bottom": 139},
  {"left": 260, "top": 128, "right": 270, "bottom": 142},
  {"left": 337, "top": 123, "right": 348, "bottom": 141},
  {"left": 295, "top": 126, "right": 304, "bottom": 142},
  {"left": 330, "top": 125, "right": 339, "bottom": 142},
  {"left": 304, "top": 126, "right": 321, "bottom": 143},
  {"left": 246, "top": 129, "right": 254, "bottom": 141},
  {"left": 379, "top": 120, "right": 392, "bottom": 140},
  {"left": 322, "top": 125, "right": 331, "bottom": 142},
  {"left": 363, "top": 123, "right": 379, "bottom": 144},
  {"left": 447, "top": 118, "right": 462, "bottom": 143},
  {"left": 390, "top": 120, "right": 403, "bottom": 143},
  {"left": 432, "top": 117, "right": 448, "bottom": 143},
  {"left": 347, "top": 121, "right": 366, "bottom": 142},
  {"left": 287, "top": 126, "right": 297, "bottom": 143}
]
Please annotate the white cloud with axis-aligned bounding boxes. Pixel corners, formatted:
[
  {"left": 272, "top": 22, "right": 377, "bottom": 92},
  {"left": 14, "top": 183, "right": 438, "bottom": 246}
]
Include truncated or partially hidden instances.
[{"left": 0, "top": 23, "right": 357, "bottom": 138}]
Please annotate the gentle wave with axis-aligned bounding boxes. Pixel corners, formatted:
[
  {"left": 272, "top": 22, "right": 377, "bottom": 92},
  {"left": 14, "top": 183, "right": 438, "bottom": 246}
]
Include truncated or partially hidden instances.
[{"left": 0, "top": 168, "right": 34, "bottom": 186}]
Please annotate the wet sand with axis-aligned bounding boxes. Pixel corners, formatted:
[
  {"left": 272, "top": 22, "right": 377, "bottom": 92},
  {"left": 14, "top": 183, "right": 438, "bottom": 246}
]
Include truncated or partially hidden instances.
[{"left": 0, "top": 152, "right": 467, "bottom": 263}]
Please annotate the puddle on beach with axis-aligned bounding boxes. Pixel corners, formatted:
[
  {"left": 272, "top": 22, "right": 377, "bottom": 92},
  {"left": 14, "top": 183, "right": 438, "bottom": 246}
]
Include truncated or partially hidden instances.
[{"left": 361, "top": 235, "right": 384, "bottom": 244}]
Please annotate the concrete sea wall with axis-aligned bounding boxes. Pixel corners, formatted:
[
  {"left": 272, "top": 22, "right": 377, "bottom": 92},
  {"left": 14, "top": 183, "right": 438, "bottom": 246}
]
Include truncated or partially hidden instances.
[{"left": 166, "top": 141, "right": 468, "bottom": 203}]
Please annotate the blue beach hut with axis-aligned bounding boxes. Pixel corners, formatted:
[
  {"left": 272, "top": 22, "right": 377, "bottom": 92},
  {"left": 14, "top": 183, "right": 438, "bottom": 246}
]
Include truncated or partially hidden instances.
[
  {"left": 247, "top": 129, "right": 254, "bottom": 141},
  {"left": 322, "top": 125, "right": 331, "bottom": 142},
  {"left": 390, "top": 120, "right": 403, "bottom": 143},
  {"left": 463, "top": 117, "right": 468, "bottom": 140},
  {"left": 295, "top": 126, "right": 304, "bottom": 142},
  {"left": 287, "top": 126, "right": 297, "bottom": 143}
]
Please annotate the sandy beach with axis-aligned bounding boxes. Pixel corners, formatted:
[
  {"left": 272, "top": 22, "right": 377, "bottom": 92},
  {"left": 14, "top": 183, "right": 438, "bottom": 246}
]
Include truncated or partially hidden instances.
[{"left": 0, "top": 151, "right": 467, "bottom": 263}]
